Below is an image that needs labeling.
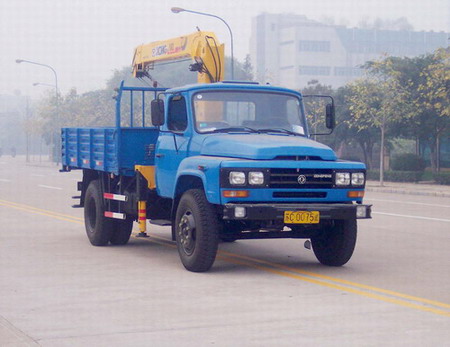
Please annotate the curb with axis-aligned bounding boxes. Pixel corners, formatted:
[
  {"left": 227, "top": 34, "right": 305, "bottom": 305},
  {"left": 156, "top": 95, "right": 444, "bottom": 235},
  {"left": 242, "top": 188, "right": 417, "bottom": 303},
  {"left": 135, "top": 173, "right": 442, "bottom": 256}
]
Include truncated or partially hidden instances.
[{"left": 365, "top": 187, "right": 450, "bottom": 198}]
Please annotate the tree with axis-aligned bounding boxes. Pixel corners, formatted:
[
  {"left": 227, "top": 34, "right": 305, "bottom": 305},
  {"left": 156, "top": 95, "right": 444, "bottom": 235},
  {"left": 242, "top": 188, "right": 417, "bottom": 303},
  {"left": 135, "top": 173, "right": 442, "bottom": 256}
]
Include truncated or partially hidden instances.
[
  {"left": 333, "top": 85, "right": 379, "bottom": 166},
  {"left": 416, "top": 48, "right": 450, "bottom": 171},
  {"left": 367, "top": 50, "right": 450, "bottom": 172},
  {"left": 347, "top": 59, "right": 404, "bottom": 185}
]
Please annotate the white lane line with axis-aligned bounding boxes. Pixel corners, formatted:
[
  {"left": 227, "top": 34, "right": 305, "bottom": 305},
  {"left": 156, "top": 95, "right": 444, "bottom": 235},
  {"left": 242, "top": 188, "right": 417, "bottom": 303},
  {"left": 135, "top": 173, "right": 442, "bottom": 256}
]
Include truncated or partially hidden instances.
[
  {"left": 367, "top": 198, "right": 450, "bottom": 208},
  {"left": 373, "top": 212, "right": 450, "bottom": 223},
  {"left": 38, "top": 184, "right": 63, "bottom": 190},
  {"left": 0, "top": 178, "right": 11, "bottom": 182}
]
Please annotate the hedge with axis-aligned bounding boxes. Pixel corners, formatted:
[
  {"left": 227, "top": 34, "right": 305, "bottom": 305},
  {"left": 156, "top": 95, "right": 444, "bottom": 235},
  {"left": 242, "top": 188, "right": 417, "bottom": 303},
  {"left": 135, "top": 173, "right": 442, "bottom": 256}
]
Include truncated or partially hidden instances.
[
  {"left": 390, "top": 153, "right": 426, "bottom": 172},
  {"left": 368, "top": 170, "right": 450, "bottom": 185},
  {"left": 367, "top": 170, "right": 423, "bottom": 182},
  {"left": 433, "top": 172, "right": 450, "bottom": 185}
]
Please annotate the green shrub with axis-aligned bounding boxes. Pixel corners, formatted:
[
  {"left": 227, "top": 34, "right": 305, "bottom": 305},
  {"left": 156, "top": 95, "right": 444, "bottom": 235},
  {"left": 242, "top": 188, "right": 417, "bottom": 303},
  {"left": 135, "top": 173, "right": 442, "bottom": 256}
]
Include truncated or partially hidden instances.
[
  {"left": 367, "top": 170, "right": 380, "bottom": 180},
  {"left": 367, "top": 170, "right": 423, "bottom": 182},
  {"left": 390, "top": 153, "right": 426, "bottom": 172},
  {"left": 433, "top": 172, "right": 450, "bottom": 185}
]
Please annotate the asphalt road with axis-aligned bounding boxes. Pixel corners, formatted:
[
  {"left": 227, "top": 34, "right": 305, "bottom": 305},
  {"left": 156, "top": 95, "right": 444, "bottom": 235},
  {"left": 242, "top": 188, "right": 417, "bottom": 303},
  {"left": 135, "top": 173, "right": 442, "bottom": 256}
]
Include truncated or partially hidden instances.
[{"left": 1, "top": 156, "right": 449, "bottom": 346}]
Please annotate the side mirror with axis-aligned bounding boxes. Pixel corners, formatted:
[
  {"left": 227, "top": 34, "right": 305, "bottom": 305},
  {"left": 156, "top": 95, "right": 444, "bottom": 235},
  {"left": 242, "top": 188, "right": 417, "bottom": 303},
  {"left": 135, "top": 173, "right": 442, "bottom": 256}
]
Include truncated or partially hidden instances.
[
  {"left": 325, "top": 103, "right": 335, "bottom": 129},
  {"left": 151, "top": 99, "right": 165, "bottom": 126}
]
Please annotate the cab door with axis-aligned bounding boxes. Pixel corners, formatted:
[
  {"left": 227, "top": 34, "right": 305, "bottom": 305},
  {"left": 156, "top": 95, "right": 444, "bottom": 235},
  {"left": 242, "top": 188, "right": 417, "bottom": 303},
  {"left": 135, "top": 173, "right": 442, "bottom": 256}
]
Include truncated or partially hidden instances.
[{"left": 155, "top": 94, "right": 191, "bottom": 198}]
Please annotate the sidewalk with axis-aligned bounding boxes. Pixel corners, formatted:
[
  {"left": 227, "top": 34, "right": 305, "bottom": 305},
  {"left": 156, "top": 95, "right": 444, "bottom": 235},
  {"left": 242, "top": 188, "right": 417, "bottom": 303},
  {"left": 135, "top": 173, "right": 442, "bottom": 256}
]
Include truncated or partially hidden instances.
[{"left": 366, "top": 180, "right": 450, "bottom": 198}]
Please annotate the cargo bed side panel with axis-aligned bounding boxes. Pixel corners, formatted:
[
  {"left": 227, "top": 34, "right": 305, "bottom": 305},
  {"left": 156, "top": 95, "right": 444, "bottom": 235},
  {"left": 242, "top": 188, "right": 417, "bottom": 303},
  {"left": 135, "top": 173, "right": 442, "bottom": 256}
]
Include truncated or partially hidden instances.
[{"left": 62, "top": 127, "right": 159, "bottom": 176}]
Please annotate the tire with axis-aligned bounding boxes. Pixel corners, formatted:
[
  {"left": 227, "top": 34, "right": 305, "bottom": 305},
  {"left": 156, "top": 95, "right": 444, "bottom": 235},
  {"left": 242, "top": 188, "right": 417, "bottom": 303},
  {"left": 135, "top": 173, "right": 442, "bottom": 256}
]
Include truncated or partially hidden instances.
[
  {"left": 175, "top": 189, "right": 219, "bottom": 272},
  {"left": 220, "top": 235, "right": 238, "bottom": 243},
  {"left": 109, "top": 217, "right": 133, "bottom": 245},
  {"left": 311, "top": 219, "right": 357, "bottom": 266},
  {"left": 84, "top": 180, "right": 114, "bottom": 246}
]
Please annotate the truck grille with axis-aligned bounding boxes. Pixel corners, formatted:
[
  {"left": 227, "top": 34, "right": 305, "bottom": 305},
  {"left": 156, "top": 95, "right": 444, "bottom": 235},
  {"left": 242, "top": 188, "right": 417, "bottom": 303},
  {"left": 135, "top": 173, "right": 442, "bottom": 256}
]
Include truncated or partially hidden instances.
[
  {"left": 273, "top": 192, "right": 327, "bottom": 198},
  {"left": 269, "top": 169, "right": 333, "bottom": 189}
]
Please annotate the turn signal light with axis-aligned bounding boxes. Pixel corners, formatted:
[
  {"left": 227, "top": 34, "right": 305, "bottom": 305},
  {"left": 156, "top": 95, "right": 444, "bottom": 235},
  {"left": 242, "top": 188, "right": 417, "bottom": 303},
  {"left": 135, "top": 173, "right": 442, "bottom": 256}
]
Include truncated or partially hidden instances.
[
  {"left": 348, "top": 190, "right": 365, "bottom": 198},
  {"left": 222, "top": 190, "right": 249, "bottom": 198}
]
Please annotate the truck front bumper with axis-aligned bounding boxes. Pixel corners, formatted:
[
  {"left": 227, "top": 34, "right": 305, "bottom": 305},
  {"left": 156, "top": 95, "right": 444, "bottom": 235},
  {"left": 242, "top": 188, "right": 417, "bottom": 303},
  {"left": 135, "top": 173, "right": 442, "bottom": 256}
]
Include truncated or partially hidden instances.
[{"left": 223, "top": 203, "right": 371, "bottom": 221}]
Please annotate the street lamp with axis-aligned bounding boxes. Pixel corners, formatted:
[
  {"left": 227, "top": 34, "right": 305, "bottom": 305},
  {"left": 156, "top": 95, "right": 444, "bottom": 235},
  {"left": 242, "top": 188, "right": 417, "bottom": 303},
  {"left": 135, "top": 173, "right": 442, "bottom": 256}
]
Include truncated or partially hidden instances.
[
  {"left": 171, "top": 7, "right": 234, "bottom": 80},
  {"left": 17, "top": 59, "right": 60, "bottom": 163},
  {"left": 16, "top": 59, "right": 58, "bottom": 99},
  {"left": 33, "top": 82, "right": 56, "bottom": 88}
]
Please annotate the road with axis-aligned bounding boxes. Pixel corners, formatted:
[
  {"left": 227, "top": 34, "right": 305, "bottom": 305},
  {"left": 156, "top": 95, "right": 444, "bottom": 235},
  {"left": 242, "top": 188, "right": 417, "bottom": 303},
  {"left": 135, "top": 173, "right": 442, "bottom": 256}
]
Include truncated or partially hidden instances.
[{"left": 1, "top": 156, "right": 449, "bottom": 346}]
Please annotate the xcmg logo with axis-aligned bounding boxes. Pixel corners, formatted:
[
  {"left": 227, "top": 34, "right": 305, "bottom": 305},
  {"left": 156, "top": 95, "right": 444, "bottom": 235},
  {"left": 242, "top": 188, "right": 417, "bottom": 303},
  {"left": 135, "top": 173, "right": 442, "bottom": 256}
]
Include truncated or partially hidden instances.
[{"left": 152, "top": 37, "right": 188, "bottom": 57}]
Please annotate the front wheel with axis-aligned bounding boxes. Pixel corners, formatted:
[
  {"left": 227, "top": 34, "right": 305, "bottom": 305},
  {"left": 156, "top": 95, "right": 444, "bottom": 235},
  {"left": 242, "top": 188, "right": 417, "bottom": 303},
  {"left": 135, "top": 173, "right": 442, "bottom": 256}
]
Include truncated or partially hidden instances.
[
  {"left": 175, "top": 189, "right": 219, "bottom": 272},
  {"left": 311, "top": 219, "right": 357, "bottom": 266}
]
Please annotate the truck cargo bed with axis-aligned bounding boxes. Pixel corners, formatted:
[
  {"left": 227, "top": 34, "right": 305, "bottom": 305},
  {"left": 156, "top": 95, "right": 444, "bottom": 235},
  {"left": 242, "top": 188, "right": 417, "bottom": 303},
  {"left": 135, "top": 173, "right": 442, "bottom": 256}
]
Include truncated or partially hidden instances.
[{"left": 61, "top": 127, "right": 159, "bottom": 176}]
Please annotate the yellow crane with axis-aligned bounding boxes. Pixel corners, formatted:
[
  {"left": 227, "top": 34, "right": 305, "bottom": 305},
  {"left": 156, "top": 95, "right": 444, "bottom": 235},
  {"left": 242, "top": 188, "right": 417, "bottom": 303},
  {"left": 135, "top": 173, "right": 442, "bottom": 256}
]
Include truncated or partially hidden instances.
[{"left": 132, "top": 31, "right": 225, "bottom": 84}]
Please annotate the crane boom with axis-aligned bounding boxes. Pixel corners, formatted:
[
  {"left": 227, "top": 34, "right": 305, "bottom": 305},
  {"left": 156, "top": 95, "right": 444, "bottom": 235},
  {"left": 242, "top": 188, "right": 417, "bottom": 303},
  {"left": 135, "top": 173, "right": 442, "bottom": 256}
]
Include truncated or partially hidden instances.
[{"left": 132, "top": 31, "right": 225, "bottom": 83}]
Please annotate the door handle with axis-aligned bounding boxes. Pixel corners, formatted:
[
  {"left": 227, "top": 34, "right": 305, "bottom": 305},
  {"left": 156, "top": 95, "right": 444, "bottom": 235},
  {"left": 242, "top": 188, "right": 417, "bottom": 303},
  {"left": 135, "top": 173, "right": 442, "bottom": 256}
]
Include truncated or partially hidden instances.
[{"left": 156, "top": 153, "right": 164, "bottom": 158}]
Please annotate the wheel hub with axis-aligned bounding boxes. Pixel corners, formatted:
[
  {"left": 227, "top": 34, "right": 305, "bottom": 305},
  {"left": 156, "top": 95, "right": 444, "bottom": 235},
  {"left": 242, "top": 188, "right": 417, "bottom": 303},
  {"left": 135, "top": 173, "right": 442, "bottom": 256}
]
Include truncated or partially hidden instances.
[{"left": 178, "top": 211, "right": 196, "bottom": 255}]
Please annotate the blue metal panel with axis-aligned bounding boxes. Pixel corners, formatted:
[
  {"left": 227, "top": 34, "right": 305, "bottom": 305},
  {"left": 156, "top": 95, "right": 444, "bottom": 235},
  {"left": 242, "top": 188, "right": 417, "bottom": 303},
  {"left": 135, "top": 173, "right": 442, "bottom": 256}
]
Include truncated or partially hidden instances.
[
  {"left": 174, "top": 156, "right": 223, "bottom": 204},
  {"left": 62, "top": 127, "right": 159, "bottom": 176},
  {"left": 119, "top": 128, "right": 159, "bottom": 175}
]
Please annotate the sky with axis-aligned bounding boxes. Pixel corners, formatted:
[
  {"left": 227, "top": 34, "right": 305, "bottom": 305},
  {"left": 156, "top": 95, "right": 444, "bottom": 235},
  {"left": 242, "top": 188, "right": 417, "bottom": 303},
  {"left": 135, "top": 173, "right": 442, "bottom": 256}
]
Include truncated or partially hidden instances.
[{"left": 1, "top": 0, "right": 449, "bottom": 100}]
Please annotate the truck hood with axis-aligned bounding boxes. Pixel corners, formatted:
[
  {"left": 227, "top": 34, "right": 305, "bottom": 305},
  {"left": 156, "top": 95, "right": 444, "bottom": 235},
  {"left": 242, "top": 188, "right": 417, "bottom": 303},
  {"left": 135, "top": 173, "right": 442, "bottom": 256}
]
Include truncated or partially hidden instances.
[{"left": 200, "top": 134, "right": 337, "bottom": 160}]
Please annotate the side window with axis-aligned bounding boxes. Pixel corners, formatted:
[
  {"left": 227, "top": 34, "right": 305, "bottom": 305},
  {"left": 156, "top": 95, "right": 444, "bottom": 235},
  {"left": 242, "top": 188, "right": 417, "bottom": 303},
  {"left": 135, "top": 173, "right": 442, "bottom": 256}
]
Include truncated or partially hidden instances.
[{"left": 168, "top": 95, "right": 188, "bottom": 132}]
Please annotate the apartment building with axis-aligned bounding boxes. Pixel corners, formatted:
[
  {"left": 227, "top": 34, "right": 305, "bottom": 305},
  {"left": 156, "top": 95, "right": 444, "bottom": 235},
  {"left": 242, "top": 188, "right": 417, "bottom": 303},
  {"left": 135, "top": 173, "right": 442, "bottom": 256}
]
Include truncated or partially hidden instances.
[{"left": 250, "top": 13, "right": 449, "bottom": 89}]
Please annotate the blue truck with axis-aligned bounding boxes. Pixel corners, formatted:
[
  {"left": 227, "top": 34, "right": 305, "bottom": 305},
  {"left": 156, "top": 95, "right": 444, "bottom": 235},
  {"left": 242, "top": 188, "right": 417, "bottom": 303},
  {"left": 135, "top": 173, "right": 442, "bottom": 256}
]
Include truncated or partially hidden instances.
[{"left": 61, "top": 80, "right": 371, "bottom": 272}]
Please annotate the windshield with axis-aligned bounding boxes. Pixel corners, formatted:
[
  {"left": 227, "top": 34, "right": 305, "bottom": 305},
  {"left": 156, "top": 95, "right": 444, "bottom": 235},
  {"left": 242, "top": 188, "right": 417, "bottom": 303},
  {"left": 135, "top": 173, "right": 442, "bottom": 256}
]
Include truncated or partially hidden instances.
[{"left": 193, "top": 91, "right": 306, "bottom": 135}]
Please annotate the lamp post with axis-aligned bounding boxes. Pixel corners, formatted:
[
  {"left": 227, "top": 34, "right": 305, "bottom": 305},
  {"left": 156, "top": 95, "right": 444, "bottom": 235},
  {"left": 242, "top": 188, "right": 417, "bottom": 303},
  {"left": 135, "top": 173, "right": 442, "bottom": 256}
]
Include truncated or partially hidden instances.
[
  {"left": 16, "top": 59, "right": 60, "bottom": 163},
  {"left": 171, "top": 7, "right": 234, "bottom": 80},
  {"left": 16, "top": 60, "right": 58, "bottom": 100},
  {"left": 33, "top": 82, "right": 57, "bottom": 88}
]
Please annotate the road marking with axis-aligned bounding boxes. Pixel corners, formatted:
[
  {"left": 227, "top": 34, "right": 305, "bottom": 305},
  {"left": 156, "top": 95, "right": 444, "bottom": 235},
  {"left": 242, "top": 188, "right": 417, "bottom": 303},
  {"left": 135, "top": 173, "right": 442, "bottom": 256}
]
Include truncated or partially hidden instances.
[
  {"left": 1, "top": 198, "right": 449, "bottom": 317},
  {"left": 0, "top": 199, "right": 83, "bottom": 224},
  {"left": 0, "top": 315, "right": 39, "bottom": 346},
  {"left": 366, "top": 198, "right": 450, "bottom": 209},
  {"left": 373, "top": 211, "right": 450, "bottom": 223},
  {"left": 38, "top": 184, "right": 63, "bottom": 190},
  {"left": 31, "top": 174, "right": 45, "bottom": 177},
  {"left": 216, "top": 249, "right": 450, "bottom": 310},
  {"left": 152, "top": 234, "right": 450, "bottom": 312},
  {"left": 0, "top": 178, "right": 11, "bottom": 182},
  {"left": 148, "top": 235, "right": 450, "bottom": 316}
]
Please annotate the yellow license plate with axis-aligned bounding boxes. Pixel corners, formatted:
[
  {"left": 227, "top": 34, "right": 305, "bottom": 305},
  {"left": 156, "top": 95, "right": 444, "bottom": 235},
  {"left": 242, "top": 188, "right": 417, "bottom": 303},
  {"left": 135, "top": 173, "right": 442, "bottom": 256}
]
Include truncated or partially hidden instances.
[{"left": 284, "top": 211, "right": 320, "bottom": 224}]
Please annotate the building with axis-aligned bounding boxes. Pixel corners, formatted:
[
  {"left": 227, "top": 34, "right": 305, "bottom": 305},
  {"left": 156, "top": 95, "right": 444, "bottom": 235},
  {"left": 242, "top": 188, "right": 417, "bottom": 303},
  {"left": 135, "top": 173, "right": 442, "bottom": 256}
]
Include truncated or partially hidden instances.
[{"left": 250, "top": 13, "right": 449, "bottom": 89}]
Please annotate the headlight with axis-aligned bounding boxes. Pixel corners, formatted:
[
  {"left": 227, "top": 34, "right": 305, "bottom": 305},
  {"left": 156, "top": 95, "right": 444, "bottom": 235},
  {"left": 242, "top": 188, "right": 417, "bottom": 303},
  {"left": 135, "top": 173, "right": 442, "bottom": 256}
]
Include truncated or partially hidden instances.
[
  {"left": 335, "top": 172, "right": 350, "bottom": 186},
  {"left": 229, "top": 171, "right": 246, "bottom": 185},
  {"left": 248, "top": 171, "right": 264, "bottom": 185},
  {"left": 351, "top": 172, "right": 365, "bottom": 186}
]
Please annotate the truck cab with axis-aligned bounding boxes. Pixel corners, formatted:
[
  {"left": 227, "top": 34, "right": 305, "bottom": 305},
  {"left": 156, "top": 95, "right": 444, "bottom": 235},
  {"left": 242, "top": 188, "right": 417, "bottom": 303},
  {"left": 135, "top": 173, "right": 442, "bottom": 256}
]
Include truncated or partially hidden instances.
[{"left": 62, "top": 81, "right": 371, "bottom": 272}]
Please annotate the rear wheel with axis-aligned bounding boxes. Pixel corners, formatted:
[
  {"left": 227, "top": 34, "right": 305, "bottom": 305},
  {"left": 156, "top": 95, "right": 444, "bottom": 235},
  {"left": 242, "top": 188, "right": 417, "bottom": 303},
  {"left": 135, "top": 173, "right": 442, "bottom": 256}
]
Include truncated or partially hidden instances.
[
  {"left": 110, "top": 217, "right": 133, "bottom": 245},
  {"left": 84, "top": 180, "right": 114, "bottom": 246},
  {"left": 175, "top": 189, "right": 219, "bottom": 272},
  {"left": 311, "top": 219, "right": 357, "bottom": 266}
]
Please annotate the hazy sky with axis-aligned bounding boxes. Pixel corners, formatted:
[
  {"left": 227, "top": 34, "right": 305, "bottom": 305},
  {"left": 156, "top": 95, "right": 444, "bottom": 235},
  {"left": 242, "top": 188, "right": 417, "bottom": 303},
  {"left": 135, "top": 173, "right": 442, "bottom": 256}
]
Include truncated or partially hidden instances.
[{"left": 1, "top": 0, "right": 449, "bottom": 99}]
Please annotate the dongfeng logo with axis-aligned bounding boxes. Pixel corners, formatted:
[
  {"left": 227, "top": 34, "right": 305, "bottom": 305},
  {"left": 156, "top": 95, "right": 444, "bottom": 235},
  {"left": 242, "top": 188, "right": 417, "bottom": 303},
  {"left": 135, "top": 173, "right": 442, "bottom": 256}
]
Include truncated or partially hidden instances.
[{"left": 297, "top": 175, "right": 307, "bottom": 184}]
